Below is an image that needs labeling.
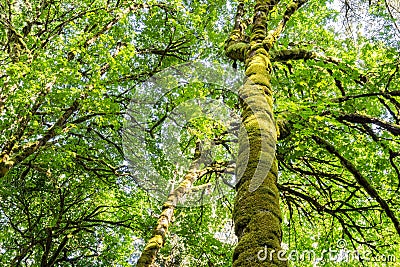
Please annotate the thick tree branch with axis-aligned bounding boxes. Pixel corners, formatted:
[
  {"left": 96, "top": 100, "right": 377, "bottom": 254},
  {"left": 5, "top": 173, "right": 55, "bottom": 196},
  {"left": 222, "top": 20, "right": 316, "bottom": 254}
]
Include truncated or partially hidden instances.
[
  {"left": 225, "top": 1, "right": 248, "bottom": 62},
  {"left": 0, "top": 98, "right": 80, "bottom": 179},
  {"left": 270, "top": 48, "right": 316, "bottom": 62},
  {"left": 337, "top": 113, "right": 400, "bottom": 136}
]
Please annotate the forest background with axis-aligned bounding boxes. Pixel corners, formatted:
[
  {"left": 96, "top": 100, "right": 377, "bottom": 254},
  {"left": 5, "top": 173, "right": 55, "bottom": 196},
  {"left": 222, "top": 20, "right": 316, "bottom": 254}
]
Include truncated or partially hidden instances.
[{"left": 0, "top": 0, "right": 399, "bottom": 266}]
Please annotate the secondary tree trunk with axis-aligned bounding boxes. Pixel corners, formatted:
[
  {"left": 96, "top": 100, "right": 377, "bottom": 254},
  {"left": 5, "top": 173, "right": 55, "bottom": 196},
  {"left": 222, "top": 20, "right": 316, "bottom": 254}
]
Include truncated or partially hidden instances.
[{"left": 136, "top": 144, "right": 203, "bottom": 267}]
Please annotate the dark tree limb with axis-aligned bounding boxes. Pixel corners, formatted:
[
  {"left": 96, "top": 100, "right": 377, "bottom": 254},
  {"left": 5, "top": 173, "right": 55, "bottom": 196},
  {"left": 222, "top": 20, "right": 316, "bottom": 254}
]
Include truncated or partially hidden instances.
[{"left": 312, "top": 135, "right": 400, "bottom": 236}]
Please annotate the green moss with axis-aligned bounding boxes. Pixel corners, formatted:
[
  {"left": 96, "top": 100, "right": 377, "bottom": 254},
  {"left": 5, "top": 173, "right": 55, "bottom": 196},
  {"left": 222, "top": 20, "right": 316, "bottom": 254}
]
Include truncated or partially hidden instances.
[
  {"left": 233, "top": 25, "right": 287, "bottom": 265},
  {"left": 136, "top": 234, "right": 164, "bottom": 266},
  {"left": 233, "top": 182, "right": 287, "bottom": 266}
]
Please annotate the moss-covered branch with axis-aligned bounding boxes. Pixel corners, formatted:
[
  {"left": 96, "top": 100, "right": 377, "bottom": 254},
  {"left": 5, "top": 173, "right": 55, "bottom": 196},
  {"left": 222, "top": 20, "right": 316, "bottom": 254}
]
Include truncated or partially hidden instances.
[
  {"left": 270, "top": 48, "right": 316, "bottom": 62},
  {"left": 136, "top": 144, "right": 202, "bottom": 267},
  {"left": 225, "top": 1, "right": 249, "bottom": 62},
  {"left": 0, "top": 98, "right": 80, "bottom": 179},
  {"left": 225, "top": 42, "right": 249, "bottom": 62},
  {"left": 250, "top": 0, "right": 279, "bottom": 43},
  {"left": 137, "top": 144, "right": 232, "bottom": 266},
  {"left": 264, "top": 0, "right": 308, "bottom": 51}
]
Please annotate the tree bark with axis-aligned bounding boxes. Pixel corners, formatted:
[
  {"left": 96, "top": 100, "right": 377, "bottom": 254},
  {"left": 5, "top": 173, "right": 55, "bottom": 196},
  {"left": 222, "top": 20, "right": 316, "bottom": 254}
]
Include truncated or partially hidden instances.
[
  {"left": 225, "top": 1, "right": 308, "bottom": 266},
  {"left": 232, "top": 39, "right": 288, "bottom": 267},
  {"left": 136, "top": 143, "right": 204, "bottom": 267}
]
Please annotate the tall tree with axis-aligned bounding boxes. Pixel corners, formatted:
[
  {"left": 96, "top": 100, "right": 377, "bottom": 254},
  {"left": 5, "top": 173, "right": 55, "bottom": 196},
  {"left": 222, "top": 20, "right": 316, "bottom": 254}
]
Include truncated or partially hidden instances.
[
  {"left": 0, "top": 0, "right": 224, "bottom": 265},
  {"left": 134, "top": 0, "right": 400, "bottom": 266},
  {"left": 224, "top": 1, "right": 307, "bottom": 266},
  {"left": 1, "top": 0, "right": 400, "bottom": 266}
]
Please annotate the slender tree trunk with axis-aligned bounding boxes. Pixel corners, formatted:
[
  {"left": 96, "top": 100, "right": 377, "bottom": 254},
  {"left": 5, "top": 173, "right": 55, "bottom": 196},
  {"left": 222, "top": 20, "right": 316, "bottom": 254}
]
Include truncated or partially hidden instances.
[{"left": 137, "top": 144, "right": 203, "bottom": 267}]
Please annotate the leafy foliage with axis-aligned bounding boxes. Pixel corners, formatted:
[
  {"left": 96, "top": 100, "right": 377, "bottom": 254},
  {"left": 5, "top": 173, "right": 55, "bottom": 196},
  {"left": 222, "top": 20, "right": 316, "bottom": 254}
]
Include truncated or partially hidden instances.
[{"left": 0, "top": 0, "right": 399, "bottom": 266}]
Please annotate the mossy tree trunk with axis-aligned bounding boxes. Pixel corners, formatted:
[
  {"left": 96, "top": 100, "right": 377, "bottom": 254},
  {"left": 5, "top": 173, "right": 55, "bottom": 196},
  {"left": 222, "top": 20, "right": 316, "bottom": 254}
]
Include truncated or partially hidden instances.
[
  {"left": 225, "top": 1, "right": 307, "bottom": 266},
  {"left": 136, "top": 144, "right": 203, "bottom": 267},
  {"left": 136, "top": 143, "right": 232, "bottom": 266}
]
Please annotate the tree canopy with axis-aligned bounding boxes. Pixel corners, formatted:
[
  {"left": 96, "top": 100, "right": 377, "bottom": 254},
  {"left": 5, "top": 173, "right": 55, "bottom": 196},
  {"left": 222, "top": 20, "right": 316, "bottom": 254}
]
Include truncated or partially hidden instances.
[{"left": 0, "top": 0, "right": 399, "bottom": 266}]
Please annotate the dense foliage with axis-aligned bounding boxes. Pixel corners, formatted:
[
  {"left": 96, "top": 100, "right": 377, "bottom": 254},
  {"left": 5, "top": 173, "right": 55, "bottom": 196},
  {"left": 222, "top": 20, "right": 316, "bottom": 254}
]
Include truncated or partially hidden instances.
[{"left": 0, "top": 0, "right": 399, "bottom": 266}]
